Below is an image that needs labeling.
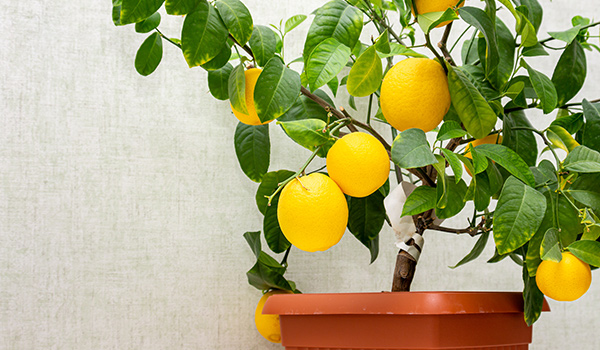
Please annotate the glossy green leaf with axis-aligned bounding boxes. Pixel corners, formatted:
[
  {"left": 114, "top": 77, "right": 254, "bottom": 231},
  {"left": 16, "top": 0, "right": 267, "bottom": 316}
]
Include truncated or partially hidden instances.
[
  {"left": 135, "top": 12, "right": 161, "bottom": 33},
  {"left": 254, "top": 57, "right": 301, "bottom": 122},
  {"left": 441, "top": 148, "right": 463, "bottom": 183},
  {"left": 502, "top": 111, "right": 538, "bottom": 166},
  {"left": 459, "top": 7, "right": 499, "bottom": 79},
  {"left": 234, "top": 123, "right": 270, "bottom": 182},
  {"left": 278, "top": 89, "right": 335, "bottom": 123},
  {"left": 249, "top": 25, "right": 278, "bottom": 67},
  {"left": 263, "top": 193, "right": 291, "bottom": 254},
  {"left": 460, "top": 65, "right": 500, "bottom": 101},
  {"left": 475, "top": 144, "right": 536, "bottom": 186},
  {"left": 470, "top": 147, "right": 489, "bottom": 175},
  {"left": 450, "top": 232, "right": 490, "bottom": 269},
  {"left": 216, "top": 0, "right": 254, "bottom": 45},
  {"left": 208, "top": 63, "right": 233, "bottom": 100},
  {"left": 228, "top": 64, "right": 248, "bottom": 114},
  {"left": 579, "top": 100, "right": 600, "bottom": 152},
  {"left": 347, "top": 190, "right": 386, "bottom": 263},
  {"left": 166, "top": 0, "right": 198, "bottom": 15},
  {"left": 548, "top": 25, "right": 583, "bottom": 45},
  {"left": 378, "top": 43, "right": 427, "bottom": 59},
  {"left": 374, "top": 29, "right": 390, "bottom": 54},
  {"left": 246, "top": 251, "right": 296, "bottom": 291},
  {"left": 522, "top": 43, "right": 549, "bottom": 57},
  {"left": 306, "top": 38, "right": 351, "bottom": 91},
  {"left": 278, "top": 119, "right": 332, "bottom": 150},
  {"left": 303, "top": 0, "right": 363, "bottom": 61},
  {"left": 552, "top": 41, "right": 586, "bottom": 106},
  {"left": 285, "top": 14, "right": 307, "bottom": 33},
  {"left": 564, "top": 146, "right": 600, "bottom": 173},
  {"left": 135, "top": 32, "right": 163, "bottom": 76},
  {"left": 447, "top": 66, "right": 497, "bottom": 140},
  {"left": 112, "top": 0, "right": 123, "bottom": 25},
  {"left": 417, "top": 8, "right": 458, "bottom": 34},
  {"left": 492, "top": 18, "right": 516, "bottom": 88},
  {"left": 391, "top": 128, "right": 437, "bottom": 169},
  {"left": 347, "top": 46, "right": 382, "bottom": 97},
  {"left": 569, "top": 173, "right": 600, "bottom": 212},
  {"left": 568, "top": 240, "right": 600, "bottom": 267},
  {"left": 401, "top": 186, "right": 436, "bottom": 217},
  {"left": 546, "top": 125, "right": 579, "bottom": 153},
  {"left": 120, "top": 0, "right": 165, "bottom": 25},
  {"left": 521, "top": 59, "right": 557, "bottom": 114},
  {"left": 551, "top": 112, "right": 584, "bottom": 135},
  {"left": 523, "top": 265, "right": 545, "bottom": 326},
  {"left": 493, "top": 176, "right": 547, "bottom": 254},
  {"left": 437, "top": 121, "right": 467, "bottom": 141},
  {"left": 244, "top": 231, "right": 262, "bottom": 258},
  {"left": 181, "top": 2, "right": 229, "bottom": 67},
  {"left": 201, "top": 42, "right": 231, "bottom": 71},
  {"left": 327, "top": 76, "right": 339, "bottom": 97},
  {"left": 435, "top": 175, "right": 468, "bottom": 219},
  {"left": 255, "top": 170, "right": 295, "bottom": 215},
  {"left": 540, "top": 228, "right": 562, "bottom": 262}
]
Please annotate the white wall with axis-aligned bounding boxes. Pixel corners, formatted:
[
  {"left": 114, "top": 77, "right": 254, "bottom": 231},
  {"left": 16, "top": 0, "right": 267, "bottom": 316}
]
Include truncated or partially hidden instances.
[{"left": 0, "top": 0, "right": 598, "bottom": 349}]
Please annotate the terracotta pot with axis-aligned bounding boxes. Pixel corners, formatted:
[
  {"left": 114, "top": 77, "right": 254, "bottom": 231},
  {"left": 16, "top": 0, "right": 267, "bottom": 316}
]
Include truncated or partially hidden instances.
[{"left": 263, "top": 291, "right": 550, "bottom": 350}]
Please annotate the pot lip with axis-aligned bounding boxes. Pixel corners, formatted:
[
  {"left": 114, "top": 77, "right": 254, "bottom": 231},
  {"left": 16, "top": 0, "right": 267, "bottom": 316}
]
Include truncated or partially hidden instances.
[{"left": 262, "top": 291, "right": 550, "bottom": 316}]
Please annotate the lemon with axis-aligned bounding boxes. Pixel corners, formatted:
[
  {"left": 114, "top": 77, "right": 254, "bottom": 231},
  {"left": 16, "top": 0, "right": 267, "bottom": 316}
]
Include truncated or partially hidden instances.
[
  {"left": 536, "top": 251, "right": 592, "bottom": 302},
  {"left": 413, "top": 0, "right": 465, "bottom": 27},
  {"left": 464, "top": 134, "right": 502, "bottom": 176},
  {"left": 326, "top": 132, "right": 390, "bottom": 198},
  {"left": 380, "top": 58, "right": 451, "bottom": 133},
  {"left": 255, "top": 290, "right": 292, "bottom": 343},
  {"left": 230, "top": 68, "right": 273, "bottom": 125},
  {"left": 277, "top": 173, "right": 348, "bottom": 252}
]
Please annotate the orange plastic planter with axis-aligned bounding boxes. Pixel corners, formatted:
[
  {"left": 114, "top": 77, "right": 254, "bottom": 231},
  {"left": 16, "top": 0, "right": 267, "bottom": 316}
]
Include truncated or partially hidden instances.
[{"left": 263, "top": 292, "right": 550, "bottom": 350}]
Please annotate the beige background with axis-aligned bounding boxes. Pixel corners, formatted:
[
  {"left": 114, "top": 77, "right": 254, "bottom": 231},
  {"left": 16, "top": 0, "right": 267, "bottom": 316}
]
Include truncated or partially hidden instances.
[{"left": 1, "top": 0, "right": 599, "bottom": 349}]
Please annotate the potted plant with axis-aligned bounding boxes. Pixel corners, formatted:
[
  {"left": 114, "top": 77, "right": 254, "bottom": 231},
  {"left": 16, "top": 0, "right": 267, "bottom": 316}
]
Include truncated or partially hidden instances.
[{"left": 112, "top": 0, "right": 600, "bottom": 348}]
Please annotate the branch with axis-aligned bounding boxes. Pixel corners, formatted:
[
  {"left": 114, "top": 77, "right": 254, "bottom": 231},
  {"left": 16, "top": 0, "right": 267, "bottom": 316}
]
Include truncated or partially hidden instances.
[
  {"left": 155, "top": 28, "right": 181, "bottom": 49},
  {"left": 425, "top": 33, "right": 448, "bottom": 74},
  {"left": 437, "top": 22, "right": 456, "bottom": 66},
  {"left": 229, "top": 34, "right": 253, "bottom": 57},
  {"left": 340, "top": 107, "right": 391, "bottom": 150},
  {"left": 538, "top": 21, "right": 600, "bottom": 44},
  {"left": 561, "top": 97, "right": 600, "bottom": 108},
  {"left": 361, "top": 0, "right": 407, "bottom": 46}
]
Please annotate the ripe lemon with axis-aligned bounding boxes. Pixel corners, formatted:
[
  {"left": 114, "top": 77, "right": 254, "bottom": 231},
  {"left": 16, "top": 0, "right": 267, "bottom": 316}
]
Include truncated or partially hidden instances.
[
  {"left": 536, "top": 251, "right": 592, "bottom": 302},
  {"left": 326, "top": 132, "right": 390, "bottom": 198},
  {"left": 255, "top": 290, "right": 292, "bottom": 343},
  {"left": 464, "top": 134, "right": 502, "bottom": 176},
  {"left": 277, "top": 173, "right": 348, "bottom": 252},
  {"left": 230, "top": 68, "right": 273, "bottom": 125},
  {"left": 413, "top": 0, "right": 465, "bottom": 27},
  {"left": 380, "top": 58, "right": 451, "bottom": 133}
]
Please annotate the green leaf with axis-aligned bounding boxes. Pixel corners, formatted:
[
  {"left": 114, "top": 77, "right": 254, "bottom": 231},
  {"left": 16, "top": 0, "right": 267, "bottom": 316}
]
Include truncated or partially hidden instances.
[
  {"left": 347, "top": 46, "right": 382, "bottom": 97},
  {"left": 552, "top": 112, "right": 584, "bottom": 135},
  {"left": 540, "top": 228, "right": 562, "bottom": 262},
  {"left": 234, "top": 123, "right": 270, "bottom": 182},
  {"left": 254, "top": 57, "right": 301, "bottom": 123},
  {"left": 135, "top": 32, "right": 163, "bottom": 76},
  {"left": 120, "top": 0, "right": 165, "bottom": 25},
  {"left": 255, "top": 170, "right": 295, "bottom": 215},
  {"left": 306, "top": 38, "right": 351, "bottom": 91},
  {"left": 437, "top": 121, "right": 467, "bottom": 141},
  {"left": 391, "top": 128, "right": 437, "bottom": 169},
  {"left": 450, "top": 232, "right": 490, "bottom": 269},
  {"left": 228, "top": 64, "right": 248, "bottom": 114},
  {"left": 435, "top": 175, "right": 468, "bottom": 219},
  {"left": 201, "top": 42, "right": 232, "bottom": 71},
  {"left": 166, "top": 0, "right": 197, "bottom": 15},
  {"left": 278, "top": 89, "right": 335, "bottom": 123},
  {"left": 112, "top": 0, "right": 123, "bottom": 25},
  {"left": 135, "top": 12, "right": 161, "bottom": 33},
  {"left": 244, "top": 231, "right": 262, "bottom": 258},
  {"left": 263, "top": 193, "right": 291, "bottom": 254},
  {"left": 447, "top": 66, "right": 497, "bottom": 139},
  {"left": 347, "top": 190, "right": 386, "bottom": 263},
  {"left": 522, "top": 265, "right": 545, "bottom": 326},
  {"left": 497, "top": 0, "right": 537, "bottom": 47},
  {"left": 475, "top": 144, "right": 536, "bottom": 187},
  {"left": 460, "top": 65, "right": 500, "bottom": 101},
  {"left": 378, "top": 43, "right": 427, "bottom": 59},
  {"left": 216, "top": 0, "right": 254, "bottom": 45},
  {"left": 278, "top": 119, "right": 332, "bottom": 150},
  {"left": 441, "top": 148, "right": 463, "bottom": 183},
  {"left": 248, "top": 25, "right": 278, "bottom": 67},
  {"left": 568, "top": 240, "right": 600, "bottom": 267},
  {"left": 208, "top": 62, "right": 233, "bottom": 100},
  {"left": 303, "top": 0, "right": 363, "bottom": 62},
  {"left": 548, "top": 25, "right": 583, "bottom": 45},
  {"left": 417, "top": 8, "right": 458, "bottom": 34},
  {"left": 569, "top": 173, "right": 600, "bottom": 211},
  {"left": 579, "top": 100, "right": 600, "bottom": 152},
  {"left": 401, "top": 186, "right": 436, "bottom": 217},
  {"left": 546, "top": 125, "right": 580, "bottom": 153},
  {"left": 493, "top": 176, "right": 547, "bottom": 255},
  {"left": 522, "top": 43, "right": 549, "bottom": 57},
  {"left": 492, "top": 18, "right": 516, "bottom": 88},
  {"left": 458, "top": 7, "right": 499, "bottom": 79},
  {"left": 285, "top": 14, "right": 307, "bottom": 33},
  {"left": 374, "top": 29, "right": 390, "bottom": 54},
  {"left": 247, "top": 251, "right": 296, "bottom": 291},
  {"left": 327, "top": 76, "right": 339, "bottom": 97},
  {"left": 552, "top": 41, "right": 586, "bottom": 106},
  {"left": 470, "top": 147, "right": 489, "bottom": 175},
  {"left": 563, "top": 146, "right": 600, "bottom": 173},
  {"left": 502, "top": 111, "right": 538, "bottom": 166},
  {"left": 181, "top": 1, "right": 229, "bottom": 67},
  {"left": 521, "top": 59, "right": 557, "bottom": 114}
]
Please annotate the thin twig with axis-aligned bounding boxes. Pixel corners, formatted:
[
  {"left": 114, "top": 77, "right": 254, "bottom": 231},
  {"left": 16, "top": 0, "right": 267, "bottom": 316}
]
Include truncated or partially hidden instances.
[
  {"left": 155, "top": 28, "right": 181, "bottom": 48},
  {"left": 438, "top": 22, "right": 456, "bottom": 66}
]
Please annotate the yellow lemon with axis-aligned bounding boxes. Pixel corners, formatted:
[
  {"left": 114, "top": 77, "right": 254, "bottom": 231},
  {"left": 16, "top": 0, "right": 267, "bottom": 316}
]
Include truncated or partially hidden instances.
[
  {"left": 464, "top": 134, "right": 502, "bottom": 176},
  {"left": 326, "top": 132, "right": 390, "bottom": 198},
  {"left": 230, "top": 68, "right": 273, "bottom": 125},
  {"left": 413, "top": 0, "right": 465, "bottom": 27},
  {"left": 380, "top": 58, "right": 451, "bottom": 133},
  {"left": 277, "top": 173, "right": 348, "bottom": 252},
  {"left": 536, "top": 251, "right": 592, "bottom": 302},
  {"left": 255, "top": 290, "right": 293, "bottom": 343}
]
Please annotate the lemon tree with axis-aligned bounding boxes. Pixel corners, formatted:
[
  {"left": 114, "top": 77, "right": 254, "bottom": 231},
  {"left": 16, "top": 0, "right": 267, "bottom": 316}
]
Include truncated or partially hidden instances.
[{"left": 114, "top": 0, "right": 600, "bottom": 328}]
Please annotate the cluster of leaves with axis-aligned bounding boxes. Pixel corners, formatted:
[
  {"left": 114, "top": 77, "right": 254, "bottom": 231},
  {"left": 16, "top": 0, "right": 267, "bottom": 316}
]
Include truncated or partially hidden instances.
[{"left": 114, "top": 0, "right": 600, "bottom": 325}]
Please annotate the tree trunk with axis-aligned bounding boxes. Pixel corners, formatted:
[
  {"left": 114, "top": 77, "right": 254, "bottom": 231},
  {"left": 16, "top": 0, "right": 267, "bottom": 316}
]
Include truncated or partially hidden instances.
[{"left": 391, "top": 249, "right": 417, "bottom": 292}]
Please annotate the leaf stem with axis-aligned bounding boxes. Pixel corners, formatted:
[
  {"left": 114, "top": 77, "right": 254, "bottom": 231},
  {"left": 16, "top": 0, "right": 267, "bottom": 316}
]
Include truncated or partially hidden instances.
[
  {"left": 425, "top": 33, "right": 448, "bottom": 74},
  {"left": 155, "top": 28, "right": 181, "bottom": 49},
  {"left": 511, "top": 126, "right": 562, "bottom": 167},
  {"left": 538, "top": 21, "right": 600, "bottom": 44},
  {"left": 280, "top": 247, "right": 291, "bottom": 267}
]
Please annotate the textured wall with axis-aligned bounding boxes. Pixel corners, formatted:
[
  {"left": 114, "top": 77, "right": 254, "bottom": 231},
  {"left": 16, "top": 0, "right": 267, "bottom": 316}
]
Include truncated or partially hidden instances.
[{"left": 1, "top": 0, "right": 599, "bottom": 349}]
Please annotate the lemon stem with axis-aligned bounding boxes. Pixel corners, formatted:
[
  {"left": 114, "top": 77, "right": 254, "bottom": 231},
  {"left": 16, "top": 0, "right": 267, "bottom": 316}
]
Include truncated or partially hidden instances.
[{"left": 425, "top": 33, "right": 448, "bottom": 74}]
